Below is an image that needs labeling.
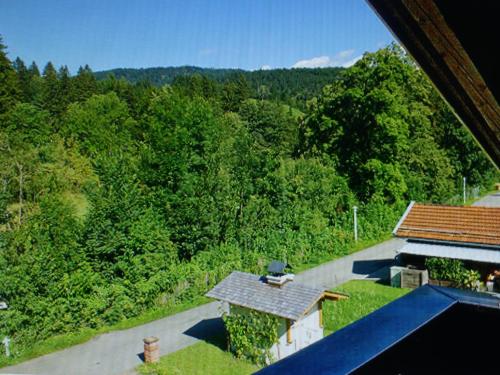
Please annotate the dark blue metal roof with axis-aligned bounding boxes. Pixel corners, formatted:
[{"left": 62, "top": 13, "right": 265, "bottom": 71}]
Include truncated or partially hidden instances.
[{"left": 255, "top": 285, "right": 500, "bottom": 375}]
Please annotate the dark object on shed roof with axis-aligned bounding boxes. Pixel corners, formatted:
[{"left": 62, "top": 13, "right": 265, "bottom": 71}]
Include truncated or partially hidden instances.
[
  {"left": 267, "top": 261, "right": 289, "bottom": 275},
  {"left": 393, "top": 202, "right": 500, "bottom": 247},
  {"left": 367, "top": 0, "right": 500, "bottom": 167},
  {"left": 255, "top": 285, "right": 500, "bottom": 375},
  {"left": 205, "top": 271, "right": 324, "bottom": 320}
]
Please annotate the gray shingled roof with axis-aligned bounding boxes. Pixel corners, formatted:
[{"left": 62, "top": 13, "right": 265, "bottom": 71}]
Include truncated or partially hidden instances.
[{"left": 206, "top": 271, "right": 325, "bottom": 320}]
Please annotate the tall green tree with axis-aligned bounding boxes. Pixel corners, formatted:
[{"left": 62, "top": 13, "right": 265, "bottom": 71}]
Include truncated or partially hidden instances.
[
  {"left": 0, "top": 36, "right": 20, "bottom": 114},
  {"left": 238, "top": 99, "right": 299, "bottom": 156},
  {"left": 72, "top": 64, "right": 97, "bottom": 102},
  {"left": 63, "top": 92, "right": 136, "bottom": 158},
  {"left": 13, "top": 57, "right": 32, "bottom": 102},
  {"left": 27, "top": 61, "right": 44, "bottom": 105},
  {"left": 57, "top": 65, "right": 72, "bottom": 111},
  {"left": 221, "top": 73, "right": 252, "bottom": 112},
  {"left": 41, "top": 62, "right": 60, "bottom": 115},
  {"left": 28, "top": 61, "right": 40, "bottom": 77},
  {"left": 299, "top": 45, "right": 458, "bottom": 202}
]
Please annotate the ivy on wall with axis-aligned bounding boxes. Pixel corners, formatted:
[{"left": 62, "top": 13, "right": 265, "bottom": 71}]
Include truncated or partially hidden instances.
[{"left": 222, "top": 308, "right": 280, "bottom": 366}]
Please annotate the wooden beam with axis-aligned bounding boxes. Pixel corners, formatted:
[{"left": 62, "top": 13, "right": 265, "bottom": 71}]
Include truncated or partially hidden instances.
[
  {"left": 367, "top": 0, "right": 500, "bottom": 167},
  {"left": 403, "top": 0, "right": 500, "bottom": 131},
  {"left": 323, "top": 291, "right": 349, "bottom": 301},
  {"left": 286, "top": 319, "right": 292, "bottom": 344}
]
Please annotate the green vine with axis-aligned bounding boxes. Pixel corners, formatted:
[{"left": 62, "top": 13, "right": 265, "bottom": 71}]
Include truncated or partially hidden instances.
[{"left": 222, "top": 308, "right": 280, "bottom": 366}]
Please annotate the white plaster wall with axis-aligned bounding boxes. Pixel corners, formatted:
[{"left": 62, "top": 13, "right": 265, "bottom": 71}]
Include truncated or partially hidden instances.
[{"left": 270, "top": 304, "right": 324, "bottom": 361}]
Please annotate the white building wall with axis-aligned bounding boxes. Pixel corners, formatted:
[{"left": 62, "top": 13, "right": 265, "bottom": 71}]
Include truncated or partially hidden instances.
[{"left": 270, "top": 303, "right": 324, "bottom": 361}]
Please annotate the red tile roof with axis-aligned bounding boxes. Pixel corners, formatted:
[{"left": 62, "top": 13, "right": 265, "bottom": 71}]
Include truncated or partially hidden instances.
[{"left": 394, "top": 203, "right": 500, "bottom": 246}]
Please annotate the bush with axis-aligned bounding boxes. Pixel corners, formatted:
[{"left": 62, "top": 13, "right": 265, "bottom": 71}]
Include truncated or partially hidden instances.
[
  {"left": 222, "top": 309, "right": 280, "bottom": 366},
  {"left": 425, "top": 257, "right": 465, "bottom": 283},
  {"left": 425, "top": 257, "right": 480, "bottom": 290}
]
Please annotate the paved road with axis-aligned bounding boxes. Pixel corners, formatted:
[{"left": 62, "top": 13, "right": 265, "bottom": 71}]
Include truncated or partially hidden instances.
[
  {"left": 473, "top": 192, "right": 500, "bottom": 207},
  {"left": 1, "top": 238, "right": 404, "bottom": 375},
  {"left": 0, "top": 302, "right": 226, "bottom": 375},
  {"left": 295, "top": 238, "right": 404, "bottom": 288}
]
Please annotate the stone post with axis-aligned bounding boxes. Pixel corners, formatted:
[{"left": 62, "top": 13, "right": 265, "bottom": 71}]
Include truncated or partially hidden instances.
[{"left": 143, "top": 336, "right": 160, "bottom": 363}]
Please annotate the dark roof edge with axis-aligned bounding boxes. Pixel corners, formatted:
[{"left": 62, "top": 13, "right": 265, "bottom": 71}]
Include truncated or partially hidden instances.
[
  {"left": 403, "top": 238, "right": 500, "bottom": 251},
  {"left": 346, "top": 286, "right": 458, "bottom": 374},
  {"left": 429, "top": 285, "right": 500, "bottom": 310}
]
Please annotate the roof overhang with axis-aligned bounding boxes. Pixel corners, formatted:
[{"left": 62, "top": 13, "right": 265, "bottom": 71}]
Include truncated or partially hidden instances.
[
  {"left": 398, "top": 241, "right": 500, "bottom": 264},
  {"left": 366, "top": 0, "right": 500, "bottom": 168}
]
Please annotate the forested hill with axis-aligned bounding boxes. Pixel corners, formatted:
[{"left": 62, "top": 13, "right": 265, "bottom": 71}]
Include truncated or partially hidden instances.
[
  {"left": 94, "top": 66, "right": 242, "bottom": 85},
  {"left": 95, "top": 65, "right": 344, "bottom": 105}
]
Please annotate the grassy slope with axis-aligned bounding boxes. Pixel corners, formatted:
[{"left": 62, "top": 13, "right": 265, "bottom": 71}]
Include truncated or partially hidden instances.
[
  {"left": 138, "top": 280, "right": 410, "bottom": 375},
  {"left": 323, "top": 280, "right": 410, "bottom": 335}
]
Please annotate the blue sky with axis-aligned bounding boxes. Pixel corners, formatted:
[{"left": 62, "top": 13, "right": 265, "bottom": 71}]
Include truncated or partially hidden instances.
[{"left": 0, "top": 0, "right": 394, "bottom": 73}]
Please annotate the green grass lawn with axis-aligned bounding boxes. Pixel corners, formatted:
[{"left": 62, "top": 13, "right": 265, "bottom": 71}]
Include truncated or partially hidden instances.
[
  {"left": 138, "top": 280, "right": 410, "bottom": 375},
  {"left": 137, "top": 341, "right": 259, "bottom": 375},
  {"left": 323, "top": 280, "right": 411, "bottom": 335}
]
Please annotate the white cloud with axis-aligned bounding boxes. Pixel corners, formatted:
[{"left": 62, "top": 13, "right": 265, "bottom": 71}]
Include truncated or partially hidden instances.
[
  {"left": 292, "top": 55, "right": 331, "bottom": 69},
  {"left": 291, "top": 49, "right": 362, "bottom": 69},
  {"left": 260, "top": 64, "right": 272, "bottom": 70},
  {"left": 199, "top": 48, "right": 216, "bottom": 56}
]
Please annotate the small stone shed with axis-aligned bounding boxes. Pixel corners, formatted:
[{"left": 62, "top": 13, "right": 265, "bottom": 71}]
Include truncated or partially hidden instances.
[{"left": 206, "top": 268, "right": 346, "bottom": 361}]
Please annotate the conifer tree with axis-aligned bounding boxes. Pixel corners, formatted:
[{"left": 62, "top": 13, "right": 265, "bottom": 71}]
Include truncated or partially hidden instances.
[
  {"left": 0, "top": 36, "right": 20, "bottom": 114},
  {"left": 72, "top": 64, "right": 97, "bottom": 102},
  {"left": 57, "top": 65, "right": 72, "bottom": 112},
  {"left": 42, "top": 61, "right": 59, "bottom": 114},
  {"left": 28, "top": 61, "right": 44, "bottom": 105},
  {"left": 13, "top": 57, "right": 32, "bottom": 102},
  {"left": 28, "top": 61, "right": 40, "bottom": 77}
]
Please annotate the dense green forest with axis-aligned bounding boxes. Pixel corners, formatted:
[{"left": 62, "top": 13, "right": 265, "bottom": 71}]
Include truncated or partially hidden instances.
[
  {"left": 95, "top": 65, "right": 344, "bottom": 110},
  {"left": 0, "top": 36, "right": 496, "bottom": 359}
]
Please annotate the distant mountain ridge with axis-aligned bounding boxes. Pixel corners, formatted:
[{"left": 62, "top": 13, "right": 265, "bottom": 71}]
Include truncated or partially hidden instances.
[
  {"left": 94, "top": 66, "right": 245, "bottom": 86},
  {"left": 94, "top": 65, "right": 344, "bottom": 85},
  {"left": 94, "top": 66, "right": 345, "bottom": 107}
]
